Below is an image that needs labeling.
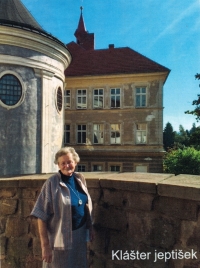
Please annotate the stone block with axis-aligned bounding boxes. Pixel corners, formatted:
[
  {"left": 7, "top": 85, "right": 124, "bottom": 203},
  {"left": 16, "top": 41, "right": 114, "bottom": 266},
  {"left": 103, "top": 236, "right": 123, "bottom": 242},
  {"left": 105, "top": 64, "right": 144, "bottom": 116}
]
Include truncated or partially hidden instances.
[
  {"left": 103, "top": 189, "right": 125, "bottom": 207},
  {"left": 0, "top": 235, "right": 6, "bottom": 256},
  {"left": 19, "top": 179, "right": 46, "bottom": 188},
  {"left": 29, "top": 217, "right": 39, "bottom": 237},
  {"left": 0, "top": 188, "right": 17, "bottom": 198},
  {"left": 150, "top": 217, "right": 180, "bottom": 249},
  {"left": 87, "top": 178, "right": 101, "bottom": 188},
  {"left": 154, "top": 196, "right": 198, "bottom": 221},
  {"left": 22, "top": 188, "right": 37, "bottom": 199},
  {"left": 0, "top": 217, "right": 7, "bottom": 234},
  {"left": 89, "top": 254, "right": 106, "bottom": 268},
  {"left": 100, "top": 173, "right": 172, "bottom": 194},
  {"left": 179, "top": 220, "right": 199, "bottom": 249},
  {"left": 158, "top": 174, "right": 200, "bottom": 201},
  {"left": 0, "top": 199, "right": 18, "bottom": 215},
  {"left": 127, "top": 192, "right": 155, "bottom": 211},
  {"left": 108, "top": 229, "right": 129, "bottom": 253},
  {"left": 0, "top": 258, "right": 19, "bottom": 268},
  {"left": 88, "top": 188, "right": 102, "bottom": 203},
  {"left": 94, "top": 205, "right": 128, "bottom": 231},
  {"left": 0, "top": 179, "right": 19, "bottom": 188},
  {"left": 5, "top": 217, "right": 29, "bottom": 237},
  {"left": 7, "top": 237, "right": 31, "bottom": 259},
  {"left": 33, "top": 238, "right": 42, "bottom": 257},
  {"left": 24, "top": 258, "right": 42, "bottom": 268},
  {"left": 20, "top": 199, "right": 36, "bottom": 218},
  {"left": 103, "top": 189, "right": 155, "bottom": 212},
  {"left": 128, "top": 210, "right": 155, "bottom": 246}
]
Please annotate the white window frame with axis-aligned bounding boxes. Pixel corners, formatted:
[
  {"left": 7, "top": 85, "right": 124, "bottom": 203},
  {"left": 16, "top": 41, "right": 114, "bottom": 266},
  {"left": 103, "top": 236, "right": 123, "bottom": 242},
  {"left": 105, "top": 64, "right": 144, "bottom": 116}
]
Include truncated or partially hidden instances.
[
  {"left": 77, "top": 89, "right": 87, "bottom": 109},
  {"left": 0, "top": 70, "right": 25, "bottom": 110},
  {"left": 64, "top": 90, "right": 71, "bottom": 109},
  {"left": 92, "top": 164, "right": 103, "bottom": 172},
  {"left": 93, "top": 124, "right": 104, "bottom": 144},
  {"left": 93, "top": 88, "right": 104, "bottom": 109},
  {"left": 108, "top": 162, "right": 122, "bottom": 172},
  {"left": 136, "top": 124, "right": 147, "bottom": 144},
  {"left": 91, "top": 162, "right": 105, "bottom": 172},
  {"left": 135, "top": 87, "right": 147, "bottom": 107},
  {"left": 77, "top": 164, "right": 87, "bottom": 172},
  {"left": 110, "top": 124, "right": 121, "bottom": 144},
  {"left": 64, "top": 124, "right": 70, "bottom": 144},
  {"left": 77, "top": 124, "right": 87, "bottom": 144},
  {"left": 134, "top": 164, "right": 149, "bottom": 172},
  {"left": 110, "top": 88, "right": 121, "bottom": 108}
]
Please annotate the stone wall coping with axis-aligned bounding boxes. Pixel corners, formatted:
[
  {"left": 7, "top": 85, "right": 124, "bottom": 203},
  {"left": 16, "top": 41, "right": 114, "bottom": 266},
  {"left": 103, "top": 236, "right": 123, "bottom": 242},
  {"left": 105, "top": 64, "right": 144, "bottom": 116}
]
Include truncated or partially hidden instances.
[
  {"left": 158, "top": 174, "right": 200, "bottom": 201},
  {"left": 0, "top": 172, "right": 200, "bottom": 200}
]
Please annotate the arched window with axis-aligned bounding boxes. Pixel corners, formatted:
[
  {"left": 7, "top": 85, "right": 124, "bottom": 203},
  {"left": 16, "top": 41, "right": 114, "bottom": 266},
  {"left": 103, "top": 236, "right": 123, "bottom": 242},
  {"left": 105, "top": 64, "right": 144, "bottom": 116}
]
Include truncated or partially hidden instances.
[{"left": 0, "top": 74, "right": 22, "bottom": 107}]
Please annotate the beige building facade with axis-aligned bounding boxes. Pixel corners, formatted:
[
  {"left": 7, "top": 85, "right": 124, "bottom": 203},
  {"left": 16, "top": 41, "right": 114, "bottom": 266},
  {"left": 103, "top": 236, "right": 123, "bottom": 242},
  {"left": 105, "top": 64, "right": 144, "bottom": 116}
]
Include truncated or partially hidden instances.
[{"left": 64, "top": 10, "right": 170, "bottom": 173}]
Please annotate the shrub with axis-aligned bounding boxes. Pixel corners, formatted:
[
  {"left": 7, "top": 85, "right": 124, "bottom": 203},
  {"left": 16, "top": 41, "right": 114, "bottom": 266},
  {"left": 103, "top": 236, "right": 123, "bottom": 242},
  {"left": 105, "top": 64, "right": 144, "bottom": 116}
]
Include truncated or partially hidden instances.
[{"left": 163, "top": 147, "right": 200, "bottom": 175}]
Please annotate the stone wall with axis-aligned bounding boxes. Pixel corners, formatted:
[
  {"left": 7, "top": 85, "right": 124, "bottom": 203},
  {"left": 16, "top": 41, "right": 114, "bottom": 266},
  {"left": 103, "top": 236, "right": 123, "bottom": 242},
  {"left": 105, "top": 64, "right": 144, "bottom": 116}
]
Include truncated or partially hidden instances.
[{"left": 0, "top": 172, "right": 200, "bottom": 268}]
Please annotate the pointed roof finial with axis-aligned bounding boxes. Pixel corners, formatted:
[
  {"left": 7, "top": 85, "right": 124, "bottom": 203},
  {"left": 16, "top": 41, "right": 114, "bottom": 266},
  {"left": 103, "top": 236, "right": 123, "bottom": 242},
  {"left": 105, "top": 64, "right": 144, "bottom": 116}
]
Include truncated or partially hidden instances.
[{"left": 74, "top": 6, "right": 87, "bottom": 39}]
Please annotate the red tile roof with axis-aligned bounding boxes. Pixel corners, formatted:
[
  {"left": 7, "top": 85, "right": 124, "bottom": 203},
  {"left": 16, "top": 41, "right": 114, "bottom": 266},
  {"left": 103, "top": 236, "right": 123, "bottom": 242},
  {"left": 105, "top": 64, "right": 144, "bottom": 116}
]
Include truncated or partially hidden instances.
[{"left": 65, "top": 42, "right": 170, "bottom": 77}]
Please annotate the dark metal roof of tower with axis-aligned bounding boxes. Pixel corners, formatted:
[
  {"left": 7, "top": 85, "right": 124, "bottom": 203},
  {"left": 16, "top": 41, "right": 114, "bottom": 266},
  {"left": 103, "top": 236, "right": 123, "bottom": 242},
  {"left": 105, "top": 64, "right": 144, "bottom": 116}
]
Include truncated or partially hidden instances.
[
  {"left": 0, "top": 0, "right": 65, "bottom": 47},
  {"left": 0, "top": 0, "right": 42, "bottom": 30}
]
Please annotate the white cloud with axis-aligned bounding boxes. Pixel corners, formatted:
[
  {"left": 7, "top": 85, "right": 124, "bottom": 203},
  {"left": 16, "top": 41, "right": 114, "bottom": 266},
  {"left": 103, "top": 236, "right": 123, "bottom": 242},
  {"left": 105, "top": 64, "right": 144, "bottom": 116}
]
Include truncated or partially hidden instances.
[{"left": 150, "top": 1, "right": 200, "bottom": 46}]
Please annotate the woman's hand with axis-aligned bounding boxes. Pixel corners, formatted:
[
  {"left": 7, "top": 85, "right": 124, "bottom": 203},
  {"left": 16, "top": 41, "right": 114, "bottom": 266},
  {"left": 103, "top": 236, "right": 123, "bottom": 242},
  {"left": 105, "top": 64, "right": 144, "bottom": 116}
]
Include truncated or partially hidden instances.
[
  {"left": 42, "top": 245, "right": 52, "bottom": 263},
  {"left": 38, "top": 219, "right": 52, "bottom": 263}
]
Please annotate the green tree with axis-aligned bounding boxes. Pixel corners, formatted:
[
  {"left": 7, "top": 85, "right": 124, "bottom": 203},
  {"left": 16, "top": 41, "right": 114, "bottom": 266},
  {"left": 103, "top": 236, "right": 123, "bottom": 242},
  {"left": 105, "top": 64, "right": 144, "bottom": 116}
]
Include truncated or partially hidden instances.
[
  {"left": 163, "top": 147, "right": 200, "bottom": 175},
  {"left": 185, "top": 73, "right": 200, "bottom": 121},
  {"left": 163, "top": 122, "right": 175, "bottom": 151},
  {"left": 174, "top": 124, "right": 190, "bottom": 148},
  {"left": 189, "top": 126, "right": 200, "bottom": 149}
]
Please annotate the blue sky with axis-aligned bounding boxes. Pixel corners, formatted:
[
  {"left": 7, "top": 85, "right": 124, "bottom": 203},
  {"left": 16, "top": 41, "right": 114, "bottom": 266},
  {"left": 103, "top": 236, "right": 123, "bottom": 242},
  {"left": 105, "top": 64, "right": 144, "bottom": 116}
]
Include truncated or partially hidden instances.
[{"left": 23, "top": 0, "right": 200, "bottom": 132}]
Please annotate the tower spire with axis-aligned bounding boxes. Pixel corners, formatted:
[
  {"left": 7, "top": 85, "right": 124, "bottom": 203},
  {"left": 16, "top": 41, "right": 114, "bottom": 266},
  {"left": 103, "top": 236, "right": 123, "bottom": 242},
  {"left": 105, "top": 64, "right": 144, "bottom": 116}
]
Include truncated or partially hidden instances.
[
  {"left": 74, "top": 6, "right": 87, "bottom": 40},
  {"left": 74, "top": 6, "right": 94, "bottom": 50}
]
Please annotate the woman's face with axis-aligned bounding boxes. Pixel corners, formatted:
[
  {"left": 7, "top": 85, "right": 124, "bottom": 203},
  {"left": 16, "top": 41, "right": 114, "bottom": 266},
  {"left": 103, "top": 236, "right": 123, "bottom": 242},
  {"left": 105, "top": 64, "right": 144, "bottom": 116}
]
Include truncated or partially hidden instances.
[{"left": 57, "top": 153, "right": 77, "bottom": 176}]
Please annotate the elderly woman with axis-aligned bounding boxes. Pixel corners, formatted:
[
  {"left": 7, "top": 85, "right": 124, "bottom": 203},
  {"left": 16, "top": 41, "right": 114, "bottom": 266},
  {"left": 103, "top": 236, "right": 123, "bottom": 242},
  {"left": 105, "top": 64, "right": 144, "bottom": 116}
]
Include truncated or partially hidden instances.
[{"left": 31, "top": 147, "right": 93, "bottom": 268}]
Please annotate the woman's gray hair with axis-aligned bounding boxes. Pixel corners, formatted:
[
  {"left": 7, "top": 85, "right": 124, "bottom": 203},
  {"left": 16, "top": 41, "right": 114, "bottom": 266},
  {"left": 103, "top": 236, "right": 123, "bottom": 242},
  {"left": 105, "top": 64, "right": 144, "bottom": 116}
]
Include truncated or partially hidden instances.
[{"left": 54, "top": 147, "right": 80, "bottom": 164}]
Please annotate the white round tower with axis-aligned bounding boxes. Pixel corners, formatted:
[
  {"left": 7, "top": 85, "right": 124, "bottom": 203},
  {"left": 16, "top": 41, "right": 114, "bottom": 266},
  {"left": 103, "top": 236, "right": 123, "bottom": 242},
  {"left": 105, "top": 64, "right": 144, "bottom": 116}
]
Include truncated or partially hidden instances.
[{"left": 0, "top": 0, "right": 71, "bottom": 175}]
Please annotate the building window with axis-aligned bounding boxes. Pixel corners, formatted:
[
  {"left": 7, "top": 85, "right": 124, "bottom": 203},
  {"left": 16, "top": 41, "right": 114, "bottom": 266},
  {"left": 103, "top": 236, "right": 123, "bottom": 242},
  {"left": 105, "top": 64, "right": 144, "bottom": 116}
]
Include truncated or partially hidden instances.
[
  {"left": 135, "top": 165, "right": 148, "bottom": 172},
  {"left": 0, "top": 74, "right": 22, "bottom": 106},
  {"left": 64, "top": 90, "right": 70, "bottom": 109},
  {"left": 93, "top": 88, "right": 103, "bottom": 108},
  {"left": 77, "top": 89, "right": 87, "bottom": 109},
  {"left": 110, "top": 165, "right": 120, "bottom": 172},
  {"left": 55, "top": 87, "right": 63, "bottom": 112},
  {"left": 93, "top": 124, "right": 104, "bottom": 144},
  {"left": 92, "top": 165, "right": 103, "bottom": 171},
  {"left": 77, "top": 165, "right": 86, "bottom": 172},
  {"left": 136, "top": 87, "right": 146, "bottom": 107},
  {"left": 111, "top": 88, "right": 120, "bottom": 108},
  {"left": 136, "top": 124, "right": 147, "bottom": 144},
  {"left": 64, "top": 124, "right": 70, "bottom": 144},
  {"left": 77, "top": 124, "right": 87, "bottom": 144},
  {"left": 110, "top": 124, "right": 121, "bottom": 144}
]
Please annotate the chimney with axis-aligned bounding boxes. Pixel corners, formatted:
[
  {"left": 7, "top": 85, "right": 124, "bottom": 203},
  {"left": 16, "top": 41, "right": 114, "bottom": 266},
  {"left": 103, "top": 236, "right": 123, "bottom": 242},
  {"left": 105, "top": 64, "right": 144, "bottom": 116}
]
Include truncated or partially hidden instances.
[{"left": 109, "top": 44, "right": 114, "bottom": 49}]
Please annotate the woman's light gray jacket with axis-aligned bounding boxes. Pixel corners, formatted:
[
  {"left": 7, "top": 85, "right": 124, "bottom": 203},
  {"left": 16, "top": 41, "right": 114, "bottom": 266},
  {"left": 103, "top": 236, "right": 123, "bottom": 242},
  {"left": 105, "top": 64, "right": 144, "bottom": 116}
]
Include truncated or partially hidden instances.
[{"left": 30, "top": 172, "right": 92, "bottom": 250}]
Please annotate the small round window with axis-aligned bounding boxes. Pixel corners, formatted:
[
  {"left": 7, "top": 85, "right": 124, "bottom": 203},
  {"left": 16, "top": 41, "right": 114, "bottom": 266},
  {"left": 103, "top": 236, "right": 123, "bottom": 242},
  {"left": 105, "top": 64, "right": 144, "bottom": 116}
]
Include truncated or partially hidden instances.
[
  {"left": 0, "top": 74, "right": 22, "bottom": 106},
  {"left": 56, "top": 87, "right": 63, "bottom": 112}
]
